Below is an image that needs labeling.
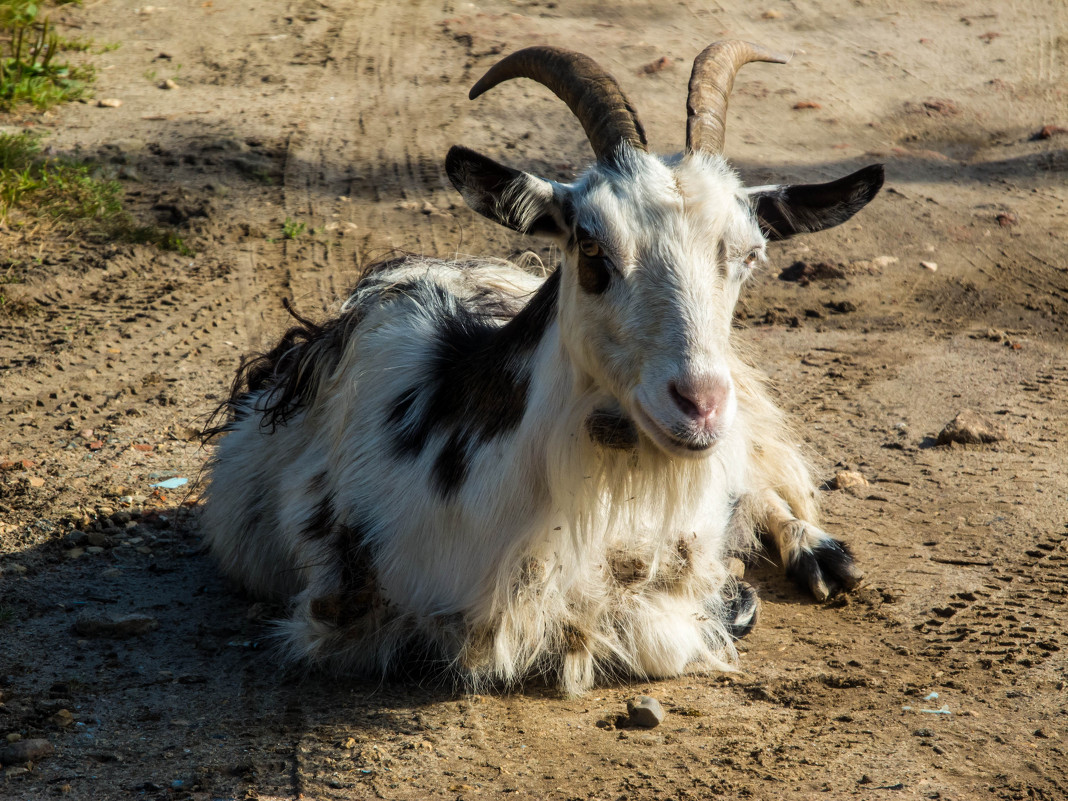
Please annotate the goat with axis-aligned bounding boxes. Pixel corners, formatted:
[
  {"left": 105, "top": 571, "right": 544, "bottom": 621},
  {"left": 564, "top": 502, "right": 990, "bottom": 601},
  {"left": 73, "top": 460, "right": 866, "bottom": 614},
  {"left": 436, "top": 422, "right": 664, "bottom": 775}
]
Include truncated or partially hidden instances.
[{"left": 202, "top": 41, "right": 881, "bottom": 695}]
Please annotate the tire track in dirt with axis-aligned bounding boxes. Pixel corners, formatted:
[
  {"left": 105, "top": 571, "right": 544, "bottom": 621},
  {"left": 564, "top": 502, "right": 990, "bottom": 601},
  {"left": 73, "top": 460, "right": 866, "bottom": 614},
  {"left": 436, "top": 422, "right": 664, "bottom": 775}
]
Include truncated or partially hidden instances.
[{"left": 280, "top": 0, "right": 463, "bottom": 316}]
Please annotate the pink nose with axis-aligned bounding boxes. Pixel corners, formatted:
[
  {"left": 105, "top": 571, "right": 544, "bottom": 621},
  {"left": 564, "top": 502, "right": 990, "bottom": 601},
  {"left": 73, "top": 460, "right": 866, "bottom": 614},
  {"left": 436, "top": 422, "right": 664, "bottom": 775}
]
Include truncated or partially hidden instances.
[{"left": 669, "top": 377, "right": 730, "bottom": 427}]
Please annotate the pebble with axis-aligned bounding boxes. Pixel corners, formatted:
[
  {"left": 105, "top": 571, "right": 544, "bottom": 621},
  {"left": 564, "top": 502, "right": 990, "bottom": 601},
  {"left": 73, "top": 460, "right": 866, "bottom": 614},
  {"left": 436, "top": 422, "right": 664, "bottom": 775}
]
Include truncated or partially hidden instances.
[
  {"left": 920, "top": 260, "right": 938, "bottom": 271},
  {"left": 641, "top": 56, "right": 671, "bottom": 74},
  {"left": 834, "top": 470, "right": 869, "bottom": 490},
  {"left": 27, "top": 476, "right": 46, "bottom": 488},
  {"left": 72, "top": 613, "right": 159, "bottom": 639},
  {"left": 793, "top": 100, "right": 822, "bottom": 110},
  {"left": 0, "top": 738, "right": 54, "bottom": 764},
  {"left": 5, "top": 733, "right": 21, "bottom": 743},
  {"left": 65, "top": 547, "right": 85, "bottom": 560},
  {"left": 160, "top": 78, "right": 179, "bottom": 90},
  {"left": 936, "top": 410, "right": 1006, "bottom": 446},
  {"left": 87, "top": 530, "right": 111, "bottom": 548},
  {"left": 66, "top": 530, "right": 88, "bottom": 546},
  {"left": 762, "top": 9, "right": 783, "bottom": 18},
  {"left": 97, "top": 98, "right": 123, "bottom": 108},
  {"left": 627, "top": 696, "right": 665, "bottom": 729}
]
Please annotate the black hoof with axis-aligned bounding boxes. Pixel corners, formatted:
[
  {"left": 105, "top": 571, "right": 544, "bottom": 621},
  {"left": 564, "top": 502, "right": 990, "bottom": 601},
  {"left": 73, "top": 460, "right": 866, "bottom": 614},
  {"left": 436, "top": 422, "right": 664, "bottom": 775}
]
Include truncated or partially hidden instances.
[
  {"left": 724, "top": 580, "right": 759, "bottom": 641},
  {"left": 787, "top": 538, "right": 863, "bottom": 601}
]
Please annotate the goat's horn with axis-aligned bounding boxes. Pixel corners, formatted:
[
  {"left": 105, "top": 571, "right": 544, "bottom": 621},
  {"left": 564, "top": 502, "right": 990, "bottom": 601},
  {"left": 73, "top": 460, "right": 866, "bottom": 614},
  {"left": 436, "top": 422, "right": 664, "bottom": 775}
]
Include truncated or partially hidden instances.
[
  {"left": 686, "top": 40, "right": 789, "bottom": 155},
  {"left": 469, "top": 46, "right": 647, "bottom": 161}
]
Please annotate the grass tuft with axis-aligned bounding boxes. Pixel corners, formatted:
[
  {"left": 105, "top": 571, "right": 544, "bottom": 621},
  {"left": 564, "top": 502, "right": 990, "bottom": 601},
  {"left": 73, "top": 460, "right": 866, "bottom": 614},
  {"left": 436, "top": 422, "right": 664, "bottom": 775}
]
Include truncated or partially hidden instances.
[
  {"left": 0, "top": 131, "right": 193, "bottom": 254},
  {"left": 0, "top": 0, "right": 95, "bottom": 111}
]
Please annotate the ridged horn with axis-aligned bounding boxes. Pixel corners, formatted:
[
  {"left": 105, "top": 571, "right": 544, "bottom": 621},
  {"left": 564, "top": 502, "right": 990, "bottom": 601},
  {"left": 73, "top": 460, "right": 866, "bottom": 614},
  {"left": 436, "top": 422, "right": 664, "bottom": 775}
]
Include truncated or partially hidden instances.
[
  {"left": 469, "top": 46, "right": 647, "bottom": 162},
  {"left": 687, "top": 41, "right": 789, "bottom": 155}
]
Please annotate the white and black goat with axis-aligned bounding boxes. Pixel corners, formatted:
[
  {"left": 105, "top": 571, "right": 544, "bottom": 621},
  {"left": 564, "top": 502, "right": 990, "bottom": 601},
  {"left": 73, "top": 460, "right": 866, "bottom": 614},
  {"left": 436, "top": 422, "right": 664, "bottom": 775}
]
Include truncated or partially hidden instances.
[{"left": 202, "top": 41, "right": 881, "bottom": 695}]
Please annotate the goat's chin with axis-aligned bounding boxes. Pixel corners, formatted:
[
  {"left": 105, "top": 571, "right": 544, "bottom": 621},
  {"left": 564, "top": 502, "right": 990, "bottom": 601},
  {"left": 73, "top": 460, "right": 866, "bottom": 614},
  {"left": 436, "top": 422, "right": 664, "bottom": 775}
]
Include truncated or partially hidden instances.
[{"left": 632, "top": 403, "right": 722, "bottom": 460}]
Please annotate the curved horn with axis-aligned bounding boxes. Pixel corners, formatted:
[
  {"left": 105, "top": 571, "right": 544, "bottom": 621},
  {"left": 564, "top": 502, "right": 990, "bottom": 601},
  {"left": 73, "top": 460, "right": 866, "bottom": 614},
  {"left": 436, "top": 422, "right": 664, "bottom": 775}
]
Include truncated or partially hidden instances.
[
  {"left": 469, "top": 46, "right": 647, "bottom": 161},
  {"left": 687, "top": 41, "right": 789, "bottom": 155}
]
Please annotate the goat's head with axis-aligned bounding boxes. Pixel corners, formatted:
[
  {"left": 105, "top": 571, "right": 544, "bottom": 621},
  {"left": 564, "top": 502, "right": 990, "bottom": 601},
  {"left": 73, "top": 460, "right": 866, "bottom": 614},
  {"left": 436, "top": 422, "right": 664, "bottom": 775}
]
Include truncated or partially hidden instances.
[{"left": 446, "top": 42, "right": 883, "bottom": 458}]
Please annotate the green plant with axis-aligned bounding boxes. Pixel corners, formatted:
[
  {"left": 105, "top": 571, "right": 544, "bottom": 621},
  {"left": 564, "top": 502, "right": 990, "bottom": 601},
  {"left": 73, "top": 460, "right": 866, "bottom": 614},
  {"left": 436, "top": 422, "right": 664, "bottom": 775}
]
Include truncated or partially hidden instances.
[
  {"left": 0, "top": 131, "right": 193, "bottom": 254},
  {"left": 0, "top": 0, "right": 95, "bottom": 111},
  {"left": 282, "top": 217, "right": 306, "bottom": 239}
]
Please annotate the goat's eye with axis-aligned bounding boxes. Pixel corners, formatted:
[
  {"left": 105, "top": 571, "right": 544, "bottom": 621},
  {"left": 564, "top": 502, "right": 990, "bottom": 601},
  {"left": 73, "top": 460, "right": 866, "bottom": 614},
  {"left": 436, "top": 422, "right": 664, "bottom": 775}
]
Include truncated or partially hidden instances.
[
  {"left": 744, "top": 249, "right": 760, "bottom": 267},
  {"left": 576, "top": 239, "right": 611, "bottom": 294},
  {"left": 579, "top": 239, "right": 603, "bottom": 258}
]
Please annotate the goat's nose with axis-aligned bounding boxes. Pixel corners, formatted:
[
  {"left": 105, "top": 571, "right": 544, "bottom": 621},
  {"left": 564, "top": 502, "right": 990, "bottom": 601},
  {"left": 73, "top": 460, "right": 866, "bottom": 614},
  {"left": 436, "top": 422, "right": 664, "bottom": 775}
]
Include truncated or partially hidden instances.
[{"left": 669, "top": 377, "right": 729, "bottom": 427}]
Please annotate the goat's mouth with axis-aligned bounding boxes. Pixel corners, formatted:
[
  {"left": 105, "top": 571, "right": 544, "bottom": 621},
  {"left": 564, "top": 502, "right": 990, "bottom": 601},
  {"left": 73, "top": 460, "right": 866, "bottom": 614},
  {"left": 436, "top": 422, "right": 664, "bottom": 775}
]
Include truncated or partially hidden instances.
[{"left": 632, "top": 402, "right": 719, "bottom": 458}]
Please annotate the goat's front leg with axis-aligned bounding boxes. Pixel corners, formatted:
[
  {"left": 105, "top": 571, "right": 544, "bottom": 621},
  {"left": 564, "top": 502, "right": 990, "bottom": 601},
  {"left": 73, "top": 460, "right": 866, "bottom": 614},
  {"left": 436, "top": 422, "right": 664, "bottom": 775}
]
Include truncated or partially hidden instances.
[{"left": 757, "top": 490, "right": 862, "bottom": 601}]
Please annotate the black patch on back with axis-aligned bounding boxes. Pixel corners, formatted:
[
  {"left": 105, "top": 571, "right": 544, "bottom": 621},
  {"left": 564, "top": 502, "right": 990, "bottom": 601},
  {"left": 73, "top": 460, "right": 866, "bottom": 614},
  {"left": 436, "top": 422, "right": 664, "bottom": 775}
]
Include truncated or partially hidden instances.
[
  {"left": 433, "top": 431, "right": 470, "bottom": 498},
  {"left": 387, "top": 270, "right": 561, "bottom": 499},
  {"left": 301, "top": 493, "right": 336, "bottom": 541}
]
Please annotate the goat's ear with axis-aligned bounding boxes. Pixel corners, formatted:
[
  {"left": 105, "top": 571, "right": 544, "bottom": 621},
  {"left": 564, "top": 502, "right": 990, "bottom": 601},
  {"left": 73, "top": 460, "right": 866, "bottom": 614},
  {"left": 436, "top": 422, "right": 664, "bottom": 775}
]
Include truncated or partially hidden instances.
[
  {"left": 749, "top": 164, "right": 884, "bottom": 241},
  {"left": 446, "top": 146, "right": 566, "bottom": 237}
]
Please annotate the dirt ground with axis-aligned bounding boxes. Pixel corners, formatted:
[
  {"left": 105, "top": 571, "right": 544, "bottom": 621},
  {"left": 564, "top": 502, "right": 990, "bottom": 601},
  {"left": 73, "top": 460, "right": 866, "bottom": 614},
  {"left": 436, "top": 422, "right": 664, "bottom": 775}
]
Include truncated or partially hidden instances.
[{"left": 1, "top": 0, "right": 1066, "bottom": 798}]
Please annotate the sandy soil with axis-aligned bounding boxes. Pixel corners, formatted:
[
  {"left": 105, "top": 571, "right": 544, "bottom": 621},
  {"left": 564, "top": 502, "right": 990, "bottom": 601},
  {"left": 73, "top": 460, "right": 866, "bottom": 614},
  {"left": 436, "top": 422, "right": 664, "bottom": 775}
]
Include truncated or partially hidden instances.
[{"left": 1, "top": 0, "right": 1066, "bottom": 799}]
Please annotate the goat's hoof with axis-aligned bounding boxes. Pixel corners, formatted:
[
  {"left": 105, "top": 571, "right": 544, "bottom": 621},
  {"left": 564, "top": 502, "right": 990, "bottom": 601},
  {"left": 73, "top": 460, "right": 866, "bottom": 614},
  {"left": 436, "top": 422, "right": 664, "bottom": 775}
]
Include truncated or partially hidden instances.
[
  {"left": 724, "top": 580, "right": 759, "bottom": 640},
  {"left": 787, "top": 538, "right": 863, "bottom": 602}
]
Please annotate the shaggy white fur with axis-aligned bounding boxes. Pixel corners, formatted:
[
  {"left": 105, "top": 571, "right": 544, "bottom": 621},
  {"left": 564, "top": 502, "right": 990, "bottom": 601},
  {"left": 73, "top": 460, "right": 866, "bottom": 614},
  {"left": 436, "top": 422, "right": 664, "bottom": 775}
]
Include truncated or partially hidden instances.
[{"left": 201, "top": 44, "right": 875, "bottom": 695}]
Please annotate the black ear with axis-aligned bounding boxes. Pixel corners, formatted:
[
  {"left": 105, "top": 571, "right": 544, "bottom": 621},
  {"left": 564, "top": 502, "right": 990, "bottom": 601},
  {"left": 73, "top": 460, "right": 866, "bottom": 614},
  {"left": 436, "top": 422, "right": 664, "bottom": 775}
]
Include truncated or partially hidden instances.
[
  {"left": 445, "top": 146, "right": 565, "bottom": 237},
  {"left": 751, "top": 164, "right": 884, "bottom": 241}
]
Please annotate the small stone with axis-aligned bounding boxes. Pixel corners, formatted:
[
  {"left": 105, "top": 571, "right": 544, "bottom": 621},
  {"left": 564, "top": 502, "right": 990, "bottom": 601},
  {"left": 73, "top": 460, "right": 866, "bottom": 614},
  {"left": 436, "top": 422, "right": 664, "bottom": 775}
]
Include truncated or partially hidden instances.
[
  {"left": 65, "top": 548, "right": 85, "bottom": 560},
  {"left": 27, "top": 476, "right": 45, "bottom": 488},
  {"left": 86, "top": 546, "right": 105, "bottom": 555},
  {"left": 342, "top": 737, "right": 357, "bottom": 749},
  {"left": 160, "top": 78, "right": 179, "bottom": 90},
  {"left": 1033, "top": 124, "right": 1068, "bottom": 140},
  {"left": 996, "top": 212, "right": 1018, "bottom": 227},
  {"left": 51, "top": 709, "right": 74, "bottom": 727},
  {"left": 913, "top": 728, "right": 934, "bottom": 737},
  {"left": 641, "top": 56, "right": 671, "bottom": 74},
  {"left": 97, "top": 98, "right": 123, "bottom": 108},
  {"left": 0, "top": 738, "right": 54, "bottom": 764},
  {"left": 936, "top": 410, "right": 1006, "bottom": 446},
  {"left": 762, "top": 9, "right": 783, "bottom": 18},
  {"left": 72, "top": 613, "right": 159, "bottom": 639},
  {"left": 1034, "top": 728, "right": 1049, "bottom": 739},
  {"left": 88, "top": 440, "right": 105, "bottom": 451},
  {"left": 5, "top": 733, "right": 21, "bottom": 743},
  {"left": 86, "top": 530, "right": 111, "bottom": 548},
  {"left": 920, "top": 260, "right": 938, "bottom": 271},
  {"left": 627, "top": 696, "right": 665, "bottom": 729},
  {"left": 65, "top": 530, "right": 89, "bottom": 546},
  {"left": 793, "top": 100, "right": 822, "bottom": 110},
  {"left": 872, "top": 255, "right": 899, "bottom": 269},
  {"left": 78, "top": 428, "right": 94, "bottom": 440},
  {"left": 834, "top": 470, "right": 869, "bottom": 490}
]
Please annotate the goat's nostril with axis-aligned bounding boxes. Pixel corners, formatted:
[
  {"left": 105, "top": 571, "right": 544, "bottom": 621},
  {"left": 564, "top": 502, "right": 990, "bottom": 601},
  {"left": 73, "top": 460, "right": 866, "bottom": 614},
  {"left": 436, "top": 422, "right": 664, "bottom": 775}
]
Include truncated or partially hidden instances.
[{"left": 669, "top": 381, "right": 702, "bottom": 420}]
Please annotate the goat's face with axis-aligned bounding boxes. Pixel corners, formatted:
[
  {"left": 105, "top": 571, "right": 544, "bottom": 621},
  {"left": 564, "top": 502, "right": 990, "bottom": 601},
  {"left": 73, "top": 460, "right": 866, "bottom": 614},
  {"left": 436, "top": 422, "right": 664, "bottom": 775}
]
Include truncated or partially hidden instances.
[
  {"left": 554, "top": 151, "right": 761, "bottom": 456},
  {"left": 446, "top": 43, "right": 883, "bottom": 458}
]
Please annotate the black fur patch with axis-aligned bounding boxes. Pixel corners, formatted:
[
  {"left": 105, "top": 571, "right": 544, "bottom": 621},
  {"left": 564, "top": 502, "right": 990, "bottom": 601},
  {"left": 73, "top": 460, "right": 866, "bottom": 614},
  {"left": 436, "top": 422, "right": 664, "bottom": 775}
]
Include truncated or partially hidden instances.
[
  {"left": 432, "top": 431, "right": 470, "bottom": 498},
  {"left": 301, "top": 493, "right": 336, "bottom": 541},
  {"left": 388, "top": 270, "right": 561, "bottom": 498},
  {"left": 585, "top": 408, "right": 639, "bottom": 450},
  {"left": 786, "top": 538, "right": 861, "bottom": 599}
]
